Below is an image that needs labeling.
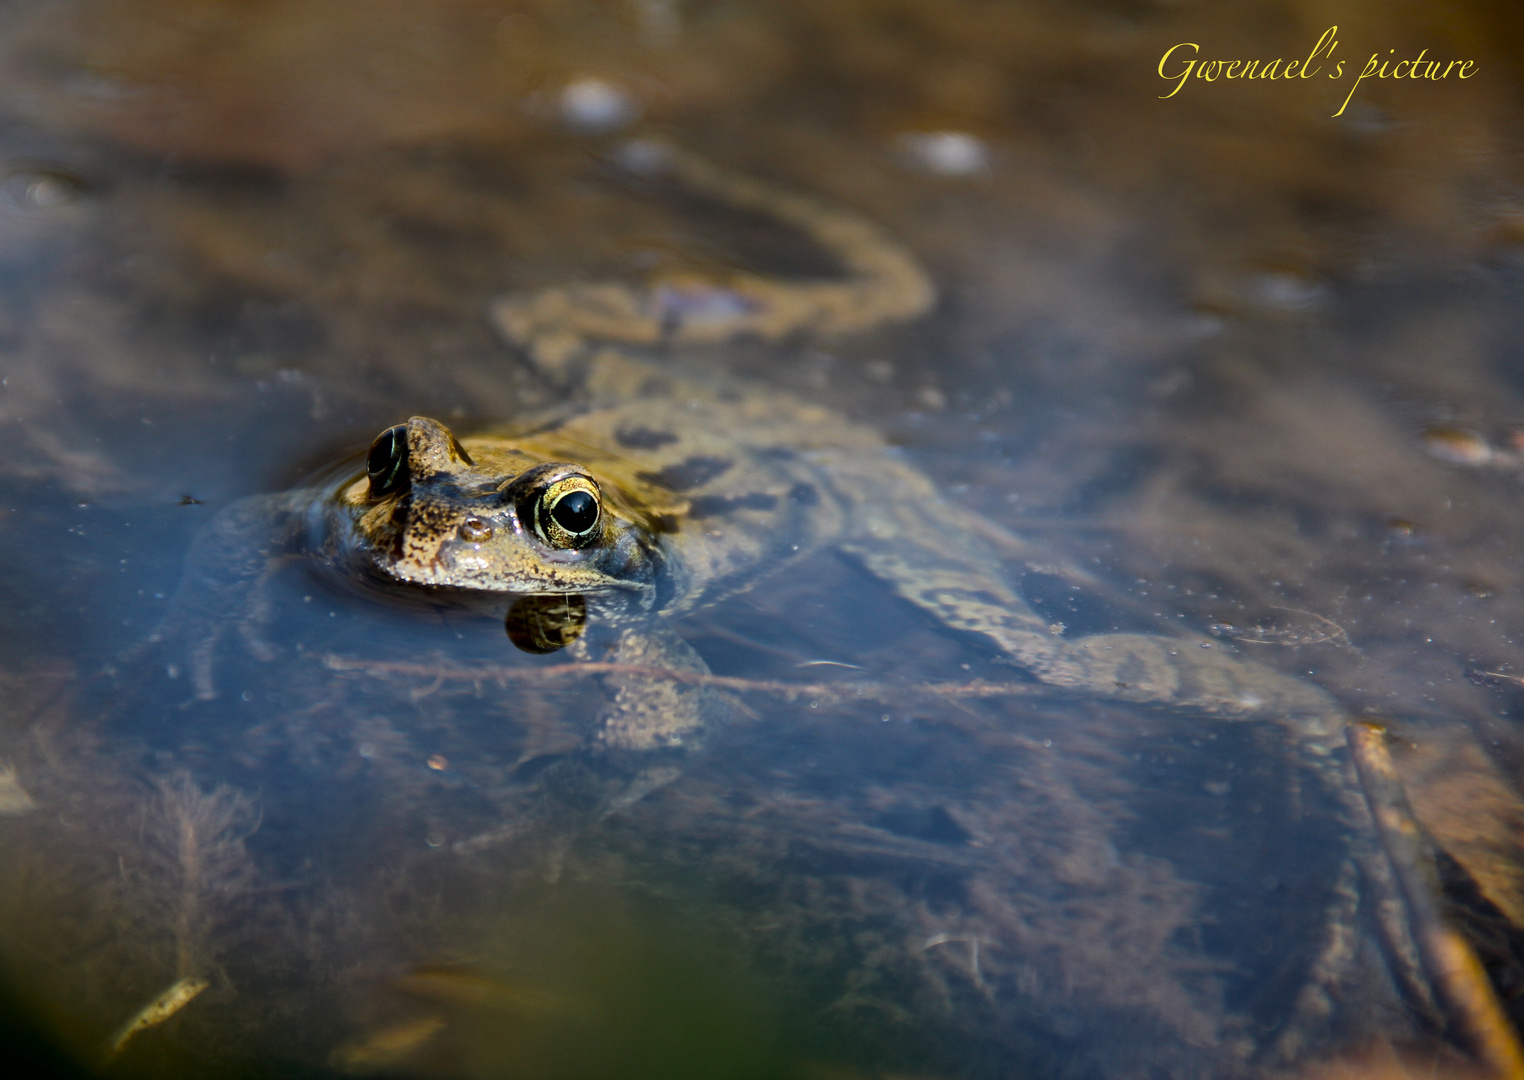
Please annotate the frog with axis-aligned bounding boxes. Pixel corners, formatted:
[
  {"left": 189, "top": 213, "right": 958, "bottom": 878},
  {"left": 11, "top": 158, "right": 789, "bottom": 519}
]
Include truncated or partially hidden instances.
[
  {"left": 151, "top": 140, "right": 1503, "bottom": 1066},
  {"left": 172, "top": 141, "right": 1348, "bottom": 761}
]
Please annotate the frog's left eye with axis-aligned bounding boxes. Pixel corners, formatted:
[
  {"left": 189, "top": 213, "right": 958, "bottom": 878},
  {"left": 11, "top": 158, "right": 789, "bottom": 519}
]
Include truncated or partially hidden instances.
[
  {"left": 534, "top": 476, "right": 602, "bottom": 549},
  {"left": 367, "top": 424, "right": 410, "bottom": 498}
]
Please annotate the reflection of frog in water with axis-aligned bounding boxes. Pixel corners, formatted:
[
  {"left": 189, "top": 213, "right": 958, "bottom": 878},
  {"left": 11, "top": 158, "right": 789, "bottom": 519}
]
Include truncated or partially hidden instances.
[{"left": 162, "top": 143, "right": 1516, "bottom": 1068}]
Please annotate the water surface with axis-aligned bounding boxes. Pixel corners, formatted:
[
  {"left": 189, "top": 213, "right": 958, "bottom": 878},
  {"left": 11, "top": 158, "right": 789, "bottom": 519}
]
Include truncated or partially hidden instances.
[{"left": 3, "top": 1, "right": 1524, "bottom": 1077}]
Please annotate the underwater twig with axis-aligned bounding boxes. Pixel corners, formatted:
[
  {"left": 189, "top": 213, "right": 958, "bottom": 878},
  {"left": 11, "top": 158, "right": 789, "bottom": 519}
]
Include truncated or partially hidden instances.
[
  {"left": 321, "top": 654, "right": 1044, "bottom": 711},
  {"left": 1471, "top": 670, "right": 1524, "bottom": 689},
  {"left": 1347, "top": 723, "right": 1524, "bottom": 1080}
]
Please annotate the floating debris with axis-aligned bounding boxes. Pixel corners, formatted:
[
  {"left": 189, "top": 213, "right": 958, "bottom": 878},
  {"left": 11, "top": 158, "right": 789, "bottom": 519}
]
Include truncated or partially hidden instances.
[
  {"left": 331, "top": 1015, "right": 445, "bottom": 1074},
  {"left": 106, "top": 975, "right": 209, "bottom": 1057},
  {"left": 893, "top": 131, "right": 990, "bottom": 177},
  {"left": 1468, "top": 669, "right": 1524, "bottom": 689},
  {"left": 1421, "top": 426, "right": 1494, "bottom": 467},
  {"left": 0, "top": 761, "right": 35, "bottom": 814},
  {"left": 392, "top": 963, "right": 573, "bottom": 1015},
  {"left": 1209, "top": 607, "right": 1355, "bottom": 650}
]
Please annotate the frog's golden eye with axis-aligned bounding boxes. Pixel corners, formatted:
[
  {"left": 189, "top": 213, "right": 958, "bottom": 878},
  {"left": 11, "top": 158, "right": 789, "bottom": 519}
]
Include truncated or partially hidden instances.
[
  {"left": 534, "top": 476, "right": 602, "bottom": 549},
  {"left": 367, "top": 424, "right": 410, "bottom": 498}
]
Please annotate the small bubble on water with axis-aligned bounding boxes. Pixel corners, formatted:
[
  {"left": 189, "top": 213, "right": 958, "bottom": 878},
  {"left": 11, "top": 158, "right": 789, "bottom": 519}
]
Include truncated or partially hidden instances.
[
  {"left": 916, "top": 385, "right": 947, "bottom": 410},
  {"left": 1244, "top": 268, "right": 1327, "bottom": 312},
  {"left": 560, "top": 77, "right": 637, "bottom": 131},
  {"left": 893, "top": 131, "right": 990, "bottom": 176}
]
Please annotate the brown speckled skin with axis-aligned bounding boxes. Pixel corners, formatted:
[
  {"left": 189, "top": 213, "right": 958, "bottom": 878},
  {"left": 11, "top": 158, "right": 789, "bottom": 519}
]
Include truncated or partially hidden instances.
[{"left": 331, "top": 397, "right": 858, "bottom": 617}]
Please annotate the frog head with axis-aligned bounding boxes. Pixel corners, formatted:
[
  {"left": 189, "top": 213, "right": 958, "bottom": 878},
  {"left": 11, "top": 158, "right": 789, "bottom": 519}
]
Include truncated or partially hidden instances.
[{"left": 335, "top": 416, "right": 658, "bottom": 598}]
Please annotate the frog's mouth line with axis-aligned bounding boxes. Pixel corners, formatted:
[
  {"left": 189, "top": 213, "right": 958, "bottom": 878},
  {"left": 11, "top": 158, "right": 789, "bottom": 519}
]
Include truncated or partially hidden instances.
[{"left": 307, "top": 547, "right": 654, "bottom": 621}]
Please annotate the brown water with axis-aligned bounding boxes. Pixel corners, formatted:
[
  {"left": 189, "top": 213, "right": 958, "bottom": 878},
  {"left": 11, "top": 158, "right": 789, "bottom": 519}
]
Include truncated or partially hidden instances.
[{"left": 3, "top": 1, "right": 1524, "bottom": 1077}]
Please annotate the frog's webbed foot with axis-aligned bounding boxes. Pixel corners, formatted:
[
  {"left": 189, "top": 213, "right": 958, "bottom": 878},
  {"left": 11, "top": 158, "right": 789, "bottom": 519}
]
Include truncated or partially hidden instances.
[
  {"left": 571, "top": 614, "right": 730, "bottom": 754},
  {"left": 489, "top": 140, "right": 934, "bottom": 397},
  {"left": 454, "top": 621, "right": 725, "bottom": 866},
  {"left": 138, "top": 492, "right": 310, "bottom": 701},
  {"left": 524, "top": 613, "right": 731, "bottom": 823}
]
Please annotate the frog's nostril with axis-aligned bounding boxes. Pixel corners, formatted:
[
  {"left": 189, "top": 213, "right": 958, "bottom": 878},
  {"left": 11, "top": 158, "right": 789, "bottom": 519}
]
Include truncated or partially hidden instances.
[{"left": 458, "top": 517, "right": 494, "bottom": 543}]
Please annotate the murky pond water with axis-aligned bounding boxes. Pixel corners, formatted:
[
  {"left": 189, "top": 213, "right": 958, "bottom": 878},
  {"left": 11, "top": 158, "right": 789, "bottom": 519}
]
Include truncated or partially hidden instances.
[{"left": 4, "top": 1, "right": 1524, "bottom": 1077}]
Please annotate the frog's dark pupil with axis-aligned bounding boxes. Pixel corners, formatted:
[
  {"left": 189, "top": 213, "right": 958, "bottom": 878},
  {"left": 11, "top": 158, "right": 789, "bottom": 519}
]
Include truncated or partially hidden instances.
[
  {"left": 367, "top": 425, "right": 410, "bottom": 498},
  {"left": 550, "top": 489, "right": 597, "bottom": 533}
]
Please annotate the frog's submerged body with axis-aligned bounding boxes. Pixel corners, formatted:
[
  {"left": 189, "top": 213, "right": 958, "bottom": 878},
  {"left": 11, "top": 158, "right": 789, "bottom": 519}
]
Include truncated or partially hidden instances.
[
  {"left": 312, "top": 386, "right": 1345, "bottom": 761},
  {"left": 154, "top": 141, "right": 1504, "bottom": 1067}
]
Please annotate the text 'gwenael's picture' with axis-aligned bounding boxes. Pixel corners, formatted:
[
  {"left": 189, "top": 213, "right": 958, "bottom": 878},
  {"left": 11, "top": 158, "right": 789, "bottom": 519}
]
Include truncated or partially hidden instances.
[
  {"left": 1157, "top": 26, "right": 1478, "bottom": 116},
  {"left": 1, "top": 3, "right": 1523, "bottom": 1079}
]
